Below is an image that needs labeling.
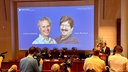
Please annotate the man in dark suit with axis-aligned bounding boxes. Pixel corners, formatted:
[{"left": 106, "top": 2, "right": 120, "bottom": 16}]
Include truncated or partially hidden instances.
[
  {"left": 101, "top": 42, "right": 110, "bottom": 57},
  {"left": 100, "top": 42, "right": 110, "bottom": 72}
]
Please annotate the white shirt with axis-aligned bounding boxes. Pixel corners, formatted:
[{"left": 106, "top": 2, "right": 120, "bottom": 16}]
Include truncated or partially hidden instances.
[
  {"left": 103, "top": 46, "right": 106, "bottom": 52},
  {"left": 32, "top": 34, "right": 57, "bottom": 44},
  {"left": 108, "top": 54, "right": 128, "bottom": 72}
]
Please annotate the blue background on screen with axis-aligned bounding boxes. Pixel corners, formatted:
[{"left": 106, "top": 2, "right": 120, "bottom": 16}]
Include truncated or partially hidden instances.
[{"left": 18, "top": 5, "right": 94, "bottom": 50}]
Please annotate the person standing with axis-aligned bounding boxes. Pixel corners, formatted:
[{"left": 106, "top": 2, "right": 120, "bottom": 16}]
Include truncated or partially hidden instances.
[
  {"left": 108, "top": 45, "right": 127, "bottom": 72},
  {"left": 100, "top": 42, "right": 110, "bottom": 59},
  {"left": 83, "top": 47, "right": 106, "bottom": 72},
  {"left": 20, "top": 46, "right": 43, "bottom": 72},
  {"left": 32, "top": 17, "right": 56, "bottom": 44},
  {"left": 4, "top": 65, "right": 17, "bottom": 72}
]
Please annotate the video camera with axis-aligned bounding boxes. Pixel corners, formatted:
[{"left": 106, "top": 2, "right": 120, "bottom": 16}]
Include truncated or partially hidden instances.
[
  {"left": 61, "top": 55, "right": 73, "bottom": 72},
  {"left": 34, "top": 53, "right": 44, "bottom": 65},
  {"left": 0, "top": 52, "right": 7, "bottom": 58},
  {"left": 33, "top": 48, "right": 44, "bottom": 65}
]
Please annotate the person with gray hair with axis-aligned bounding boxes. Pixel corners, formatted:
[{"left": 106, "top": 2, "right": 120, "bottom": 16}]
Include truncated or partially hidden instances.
[{"left": 32, "top": 17, "right": 56, "bottom": 44}]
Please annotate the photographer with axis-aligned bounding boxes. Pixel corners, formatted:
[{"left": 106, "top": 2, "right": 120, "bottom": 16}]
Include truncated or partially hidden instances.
[
  {"left": 61, "top": 55, "right": 72, "bottom": 72},
  {"left": 20, "top": 46, "right": 43, "bottom": 72},
  {"left": 34, "top": 47, "right": 44, "bottom": 66}
]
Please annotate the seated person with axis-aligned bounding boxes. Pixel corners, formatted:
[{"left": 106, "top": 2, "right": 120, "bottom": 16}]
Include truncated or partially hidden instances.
[
  {"left": 58, "top": 50, "right": 64, "bottom": 59},
  {"left": 0, "top": 56, "right": 4, "bottom": 72},
  {"left": 71, "top": 47, "right": 78, "bottom": 59},
  {"left": 4, "top": 65, "right": 17, "bottom": 72},
  {"left": 51, "top": 63, "right": 71, "bottom": 72},
  {"left": 51, "top": 48, "right": 59, "bottom": 59},
  {"left": 51, "top": 63, "right": 61, "bottom": 72},
  {"left": 44, "top": 50, "right": 53, "bottom": 59}
]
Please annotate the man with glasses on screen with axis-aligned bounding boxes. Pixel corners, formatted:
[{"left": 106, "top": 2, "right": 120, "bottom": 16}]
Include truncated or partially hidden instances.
[
  {"left": 32, "top": 17, "right": 57, "bottom": 44},
  {"left": 55, "top": 16, "right": 79, "bottom": 44}
]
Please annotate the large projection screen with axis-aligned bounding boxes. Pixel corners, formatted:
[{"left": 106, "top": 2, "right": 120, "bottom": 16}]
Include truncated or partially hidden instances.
[{"left": 16, "top": 1, "right": 96, "bottom": 50}]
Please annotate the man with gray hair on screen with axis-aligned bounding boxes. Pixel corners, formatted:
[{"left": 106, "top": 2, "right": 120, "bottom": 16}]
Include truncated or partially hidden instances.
[{"left": 32, "top": 17, "right": 56, "bottom": 44}]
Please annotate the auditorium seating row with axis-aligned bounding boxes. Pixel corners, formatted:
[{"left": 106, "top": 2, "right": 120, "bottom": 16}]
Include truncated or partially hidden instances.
[{"left": 1, "top": 60, "right": 84, "bottom": 72}]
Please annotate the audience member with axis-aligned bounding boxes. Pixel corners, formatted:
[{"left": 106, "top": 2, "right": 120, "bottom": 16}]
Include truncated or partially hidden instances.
[
  {"left": 4, "top": 65, "right": 17, "bottom": 72},
  {"left": 112, "top": 45, "right": 121, "bottom": 55},
  {"left": 63, "top": 55, "right": 72, "bottom": 72},
  {"left": 42, "top": 47, "right": 48, "bottom": 55},
  {"left": 108, "top": 45, "right": 127, "bottom": 72},
  {"left": 51, "top": 48, "right": 59, "bottom": 59},
  {"left": 0, "top": 56, "right": 3, "bottom": 72},
  {"left": 71, "top": 47, "right": 78, "bottom": 59},
  {"left": 51, "top": 63, "right": 61, "bottom": 72},
  {"left": 44, "top": 50, "right": 53, "bottom": 59},
  {"left": 20, "top": 46, "right": 43, "bottom": 72},
  {"left": 51, "top": 63, "right": 71, "bottom": 72},
  {"left": 58, "top": 50, "right": 64, "bottom": 59},
  {"left": 83, "top": 47, "right": 106, "bottom": 72},
  {"left": 55, "top": 16, "right": 79, "bottom": 44},
  {"left": 127, "top": 60, "right": 128, "bottom": 71},
  {"left": 32, "top": 17, "right": 57, "bottom": 44}
]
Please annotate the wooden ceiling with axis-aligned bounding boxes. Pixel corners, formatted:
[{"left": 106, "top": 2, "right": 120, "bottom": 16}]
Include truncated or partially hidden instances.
[{"left": 103, "top": 0, "right": 121, "bottom": 19}]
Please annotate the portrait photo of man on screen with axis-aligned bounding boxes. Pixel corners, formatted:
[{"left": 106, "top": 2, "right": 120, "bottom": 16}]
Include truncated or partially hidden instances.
[
  {"left": 32, "top": 17, "right": 57, "bottom": 44},
  {"left": 55, "top": 16, "right": 79, "bottom": 44}
]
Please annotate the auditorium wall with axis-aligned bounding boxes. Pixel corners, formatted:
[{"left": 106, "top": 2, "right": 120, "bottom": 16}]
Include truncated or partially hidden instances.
[{"left": 0, "top": 0, "right": 121, "bottom": 61}]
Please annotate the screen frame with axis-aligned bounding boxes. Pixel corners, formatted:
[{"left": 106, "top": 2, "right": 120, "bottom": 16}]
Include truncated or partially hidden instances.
[{"left": 14, "top": 0, "right": 97, "bottom": 51}]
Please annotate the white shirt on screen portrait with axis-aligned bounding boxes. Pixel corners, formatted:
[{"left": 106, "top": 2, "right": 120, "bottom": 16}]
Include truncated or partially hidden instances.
[{"left": 32, "top": 34, "right": 57, "bottom": 44}]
